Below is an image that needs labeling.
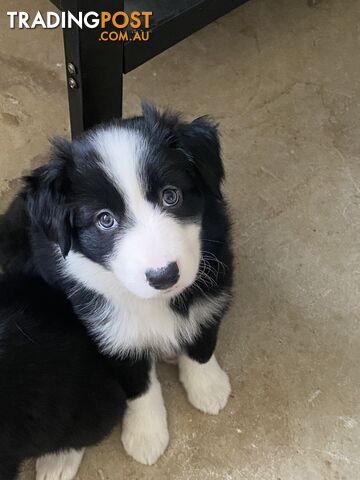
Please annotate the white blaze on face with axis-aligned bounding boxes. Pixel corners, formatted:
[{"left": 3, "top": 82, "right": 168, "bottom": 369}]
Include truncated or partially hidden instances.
[{"left": 92, "top": 127, "right": 201, "bottom": 299}]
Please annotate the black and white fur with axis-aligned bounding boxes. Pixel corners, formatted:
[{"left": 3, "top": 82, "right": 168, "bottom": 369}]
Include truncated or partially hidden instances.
[{"left": 0, "top": 103, "right": 233, "bottom": 478}]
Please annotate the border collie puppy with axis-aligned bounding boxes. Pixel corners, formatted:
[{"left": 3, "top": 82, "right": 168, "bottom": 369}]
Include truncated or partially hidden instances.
[{"left": 0, "top": 103, "right": 233, "bottom": 476}]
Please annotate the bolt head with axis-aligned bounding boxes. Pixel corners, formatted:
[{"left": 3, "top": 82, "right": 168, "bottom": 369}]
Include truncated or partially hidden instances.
[
  {"left": 68, "top": 77, "right": 78, "bottom": 89},
  {"left": 67, "top": 62, "right": 77, "bottom": 75}
]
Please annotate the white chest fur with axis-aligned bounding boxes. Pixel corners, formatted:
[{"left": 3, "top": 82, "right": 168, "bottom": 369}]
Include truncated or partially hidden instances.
[
  {"left": 90, "top": 292, "right": 229, "bottom": 357},
  {"left": 64, "top": 251, "right": 229, "bottom": 357}
]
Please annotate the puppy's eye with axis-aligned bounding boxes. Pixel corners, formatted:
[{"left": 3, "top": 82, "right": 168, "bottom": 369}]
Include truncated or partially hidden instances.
[
  {"left": 96, "top": 211, "right": 117, "bottom": 230},
  {"left": 161, "top": 187, "right": 182, "bottom": 207}
]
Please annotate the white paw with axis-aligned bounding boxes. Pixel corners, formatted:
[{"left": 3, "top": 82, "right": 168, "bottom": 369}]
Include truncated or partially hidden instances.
[
  {"left": 121, "top": 369, "right": 169, "bottom": 465},
  {"left": 36, "top": 449, "right": 84, "bottom": 480},
  {"left": 179, "top": 354, "right": 231, "bottom": 415},
  {"left": 121, "top": 411, "right": 169, "bottom": 465}
]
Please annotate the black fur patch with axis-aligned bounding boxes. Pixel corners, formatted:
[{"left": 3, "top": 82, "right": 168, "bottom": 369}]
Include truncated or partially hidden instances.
[{"left": 0, "top": 275, "right": 126, "bottom": 479}]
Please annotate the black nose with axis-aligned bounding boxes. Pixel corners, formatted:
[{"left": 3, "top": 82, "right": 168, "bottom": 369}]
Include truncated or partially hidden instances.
[{"left": 146, "top": 262, "right": 179, "bottom": 290}]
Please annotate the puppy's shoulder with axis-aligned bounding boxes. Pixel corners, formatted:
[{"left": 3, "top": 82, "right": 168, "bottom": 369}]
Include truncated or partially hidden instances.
[{"left": 0, "top": 274, "right": 84, "bottom": 347}]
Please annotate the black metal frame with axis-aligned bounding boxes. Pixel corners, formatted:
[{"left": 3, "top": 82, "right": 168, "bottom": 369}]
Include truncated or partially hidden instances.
[
  {"left": 123, "top": 0, "right": 249, "bottom": 73},
  {"left": 60, "top": 0, "right": 123, "bottom": 137},
  {"left": 50, "top": 0, "right": 247, "bottom": 137}
]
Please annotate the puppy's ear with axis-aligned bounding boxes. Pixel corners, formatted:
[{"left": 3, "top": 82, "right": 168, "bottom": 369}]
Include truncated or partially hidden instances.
[
  {"left": 24, "top": 138, "right": 73, "bottom": 257},
  {"left": 179, "top": 116, "right": 224, "bottom": 198}
]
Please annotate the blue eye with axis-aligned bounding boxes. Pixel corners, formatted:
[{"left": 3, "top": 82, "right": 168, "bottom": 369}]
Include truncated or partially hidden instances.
[
  {"left": 96, "top": 211, "right": 116, "bottom": 230},
  {"left": 161, "top": 187, "right": 182, "bottom": 207}
]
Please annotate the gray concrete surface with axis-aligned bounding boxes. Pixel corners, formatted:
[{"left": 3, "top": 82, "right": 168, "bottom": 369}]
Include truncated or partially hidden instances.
[{"left": 1, "top": 0, "right": 359, "bottom": 478}]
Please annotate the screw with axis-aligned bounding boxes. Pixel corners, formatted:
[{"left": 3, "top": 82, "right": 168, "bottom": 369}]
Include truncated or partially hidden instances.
[
  {"left": 67, "top": 62, "right": 77, "bottom": 75},
  {"left": 68, "top": 77, "right": 78, "bottom": 89}
]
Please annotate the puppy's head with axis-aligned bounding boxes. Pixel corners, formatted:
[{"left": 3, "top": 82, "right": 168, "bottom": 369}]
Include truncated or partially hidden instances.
[{"left": 25, "top": 103, "right": 224, "bottom": 299}]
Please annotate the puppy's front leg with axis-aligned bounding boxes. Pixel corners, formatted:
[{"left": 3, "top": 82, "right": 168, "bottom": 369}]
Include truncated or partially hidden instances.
[
  {"left": 121, "top": 363, "right": 169, "bottom": 465},
  {"left": 179, "top": 323, "right": 231, "bottom": 415}
]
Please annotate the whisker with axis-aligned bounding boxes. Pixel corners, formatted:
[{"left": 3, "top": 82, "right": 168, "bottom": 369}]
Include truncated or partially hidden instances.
[
  {"left": 202, "top": 238, "right": 225, "bottom": 245},
  {"left": 201, "top": 250, "right": 228, "bottom": 274}
]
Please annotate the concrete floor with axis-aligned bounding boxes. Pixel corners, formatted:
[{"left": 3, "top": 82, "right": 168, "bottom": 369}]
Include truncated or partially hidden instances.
[{"left": 1, "top": 0, "right": 359, "bottom": 478}]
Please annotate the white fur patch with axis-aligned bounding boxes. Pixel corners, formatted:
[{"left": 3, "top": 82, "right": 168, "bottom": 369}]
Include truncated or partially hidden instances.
[
  {"left": 91, "top": 127, "right": 145, "bottom": 212},
  {"left": 64, "top": 250, "right": 230, "bottom": 357},
  {"left": 179, "top": 354, "right": 231, "bottom": 415},
  {"left": 121, "top": 366, "right": 169, "bottom": 465},
  {"left": 36, "top": 449, "right": 84, "bottom": 480}
]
